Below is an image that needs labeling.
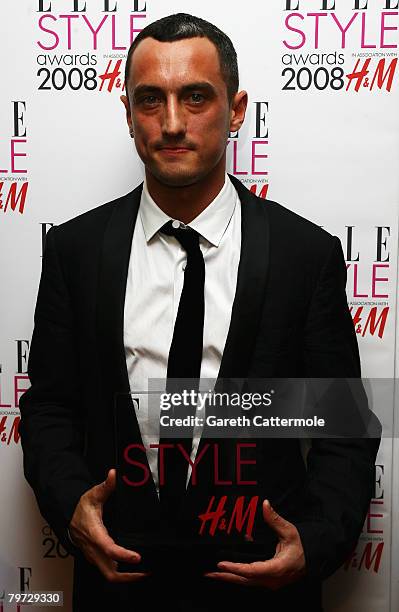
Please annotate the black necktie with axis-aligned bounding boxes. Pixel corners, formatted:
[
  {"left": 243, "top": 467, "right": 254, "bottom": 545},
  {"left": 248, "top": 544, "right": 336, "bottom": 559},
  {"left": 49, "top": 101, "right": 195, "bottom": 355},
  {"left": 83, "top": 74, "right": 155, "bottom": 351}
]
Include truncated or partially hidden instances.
[{"left": 158, "top": 219, "right": 205, "bottom": 517}]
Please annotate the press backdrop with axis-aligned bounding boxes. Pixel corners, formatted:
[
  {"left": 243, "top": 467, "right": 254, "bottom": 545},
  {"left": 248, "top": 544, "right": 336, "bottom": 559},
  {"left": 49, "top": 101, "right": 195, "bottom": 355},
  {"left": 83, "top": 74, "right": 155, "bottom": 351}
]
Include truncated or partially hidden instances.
[{"left": 0, "top": 1, "right": 398, "bottom": 610}]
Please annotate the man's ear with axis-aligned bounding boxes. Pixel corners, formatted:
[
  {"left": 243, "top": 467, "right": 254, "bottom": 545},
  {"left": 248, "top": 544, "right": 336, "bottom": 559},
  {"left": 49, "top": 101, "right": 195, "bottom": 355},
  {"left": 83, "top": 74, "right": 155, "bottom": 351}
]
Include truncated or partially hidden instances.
[
  {"left": 120, "top": 94, "right": 132, "bottom": 130},
  {"left": 229, "top": 90, "right": 248, "bottom": 134}
]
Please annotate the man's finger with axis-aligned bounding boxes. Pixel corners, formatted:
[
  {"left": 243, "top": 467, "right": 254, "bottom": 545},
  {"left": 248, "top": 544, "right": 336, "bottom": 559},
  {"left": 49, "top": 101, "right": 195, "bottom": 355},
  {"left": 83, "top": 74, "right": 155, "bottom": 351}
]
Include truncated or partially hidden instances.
[
  {"left": 204, "top": 572, "right": 252, "bottom": 586},
  {"left": 95, "top": 553, "right": 150, "bottom": 583},
  {"left": 91, "top": 523, "right": 141, "bottom": 564},
  {"left": 205, "top": 569, "right": 288, "bottom": 591},
  {"left": 216, "top": 559, "right": 284, "bottom": 579},
  {"left": 90, "top": 468, "right": 117, "bottom": 504},
  {"left": 105, "top": 571, "right": 150, "bottom": 584},
  {"left": 99, "top": 540, "right": 142, "bottom": 564},
  {"left": 262, "top": 499, "right": 295, "bottom": 539}
]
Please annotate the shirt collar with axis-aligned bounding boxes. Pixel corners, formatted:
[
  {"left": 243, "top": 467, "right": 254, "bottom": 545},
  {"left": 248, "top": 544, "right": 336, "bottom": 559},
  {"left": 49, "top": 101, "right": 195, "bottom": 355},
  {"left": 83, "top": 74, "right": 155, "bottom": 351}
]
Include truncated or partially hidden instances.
[{"left": 139, "top": 174, "right": 237, "bottom": 247}]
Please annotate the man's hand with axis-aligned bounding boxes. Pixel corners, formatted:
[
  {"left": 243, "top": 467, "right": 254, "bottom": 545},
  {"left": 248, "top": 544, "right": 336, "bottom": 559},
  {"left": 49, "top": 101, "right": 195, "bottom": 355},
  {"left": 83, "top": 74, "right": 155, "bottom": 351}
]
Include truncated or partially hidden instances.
[
  {"left": 69, "top": 468, "right": 149, "bottom": 583},
  {"left": 204, "top": 500, "right": 306, "bottom": 590}
]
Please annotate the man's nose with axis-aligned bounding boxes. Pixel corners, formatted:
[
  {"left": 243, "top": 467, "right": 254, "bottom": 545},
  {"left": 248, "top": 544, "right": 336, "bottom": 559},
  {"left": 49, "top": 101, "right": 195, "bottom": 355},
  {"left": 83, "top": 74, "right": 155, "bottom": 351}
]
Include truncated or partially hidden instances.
[{"left": 162, "top": 96, "right": 186, "bottom": 137}]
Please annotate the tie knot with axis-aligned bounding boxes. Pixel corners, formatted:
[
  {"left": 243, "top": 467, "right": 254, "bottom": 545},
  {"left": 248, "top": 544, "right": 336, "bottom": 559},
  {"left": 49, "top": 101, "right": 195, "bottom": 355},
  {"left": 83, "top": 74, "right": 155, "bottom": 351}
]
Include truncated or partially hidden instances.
[{"left": 160, "top": 219, "right": 200, "bottom": 254}]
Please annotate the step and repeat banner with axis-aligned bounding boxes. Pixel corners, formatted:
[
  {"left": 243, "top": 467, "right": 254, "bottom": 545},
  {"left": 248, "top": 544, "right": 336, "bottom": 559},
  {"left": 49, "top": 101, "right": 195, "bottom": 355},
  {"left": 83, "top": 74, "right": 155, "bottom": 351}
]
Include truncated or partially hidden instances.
[{"left": 1, "top": 1, "right": 398, "bottom": 610}]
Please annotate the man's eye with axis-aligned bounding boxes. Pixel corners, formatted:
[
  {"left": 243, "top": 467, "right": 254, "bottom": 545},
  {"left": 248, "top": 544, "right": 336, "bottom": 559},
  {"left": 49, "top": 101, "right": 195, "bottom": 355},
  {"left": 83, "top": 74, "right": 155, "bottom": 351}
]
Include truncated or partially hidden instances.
[
  {"left": 141, "top": 95, "right": 160, "bottom": 106},
  {"left": 189, "top": 93, "right": 205, "bottom": 104}
]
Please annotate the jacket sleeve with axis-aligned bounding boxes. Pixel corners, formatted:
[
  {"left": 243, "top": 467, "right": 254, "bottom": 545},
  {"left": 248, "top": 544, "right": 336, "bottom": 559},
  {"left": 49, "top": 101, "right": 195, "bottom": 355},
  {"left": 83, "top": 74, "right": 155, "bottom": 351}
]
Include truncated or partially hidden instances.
[
  {"left": 19, "top": 226, "right": 96, "bottom": 557},
  {"left": 294, "top": 236, "right": 381, "bottom": 580}
]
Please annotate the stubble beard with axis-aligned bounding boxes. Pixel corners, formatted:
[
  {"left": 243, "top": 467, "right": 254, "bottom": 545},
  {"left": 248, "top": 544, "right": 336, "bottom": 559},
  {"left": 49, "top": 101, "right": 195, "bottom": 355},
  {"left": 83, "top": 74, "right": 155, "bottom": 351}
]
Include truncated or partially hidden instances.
[{"left": 146, "top": 146, "right": 227, "bottom": 188}]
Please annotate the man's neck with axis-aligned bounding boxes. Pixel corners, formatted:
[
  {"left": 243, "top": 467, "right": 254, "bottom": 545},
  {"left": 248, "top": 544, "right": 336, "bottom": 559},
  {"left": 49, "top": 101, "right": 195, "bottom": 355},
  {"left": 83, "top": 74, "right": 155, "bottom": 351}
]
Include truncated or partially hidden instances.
[{"left": 145, "top": 160, "right": 227, "bottom": 224}]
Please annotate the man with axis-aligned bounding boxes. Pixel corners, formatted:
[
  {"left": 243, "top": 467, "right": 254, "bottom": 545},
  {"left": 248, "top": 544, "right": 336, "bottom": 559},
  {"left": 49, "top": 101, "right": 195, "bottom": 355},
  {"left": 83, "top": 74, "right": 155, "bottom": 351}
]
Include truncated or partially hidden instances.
[{"left": 19, "top": 12, "right": 380, "bottom": 612}]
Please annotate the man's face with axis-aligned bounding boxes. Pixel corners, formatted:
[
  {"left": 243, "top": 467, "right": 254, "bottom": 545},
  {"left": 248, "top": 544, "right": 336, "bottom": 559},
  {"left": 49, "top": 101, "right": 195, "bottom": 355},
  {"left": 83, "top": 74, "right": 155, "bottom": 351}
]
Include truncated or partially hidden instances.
[{"left": 121, "top": 36, "right": 245, "bottom": 187}]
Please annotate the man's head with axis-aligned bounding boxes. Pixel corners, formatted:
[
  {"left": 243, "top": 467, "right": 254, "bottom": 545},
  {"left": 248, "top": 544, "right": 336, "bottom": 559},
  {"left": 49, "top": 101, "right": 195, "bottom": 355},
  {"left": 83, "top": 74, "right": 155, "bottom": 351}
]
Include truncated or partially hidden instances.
[
  {"left": 120, "top": 13, "right": 247, "bottom": 188},
  {"left": 125, "top": 13, "right": 239, "bottom": 104}
]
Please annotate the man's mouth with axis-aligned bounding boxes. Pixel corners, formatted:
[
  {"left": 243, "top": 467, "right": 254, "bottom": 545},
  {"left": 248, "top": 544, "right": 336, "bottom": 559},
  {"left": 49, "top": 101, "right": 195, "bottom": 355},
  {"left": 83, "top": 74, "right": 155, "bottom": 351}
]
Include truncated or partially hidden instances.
[{"left": 159, "top": 147, "right": 192, "bottom": 154}]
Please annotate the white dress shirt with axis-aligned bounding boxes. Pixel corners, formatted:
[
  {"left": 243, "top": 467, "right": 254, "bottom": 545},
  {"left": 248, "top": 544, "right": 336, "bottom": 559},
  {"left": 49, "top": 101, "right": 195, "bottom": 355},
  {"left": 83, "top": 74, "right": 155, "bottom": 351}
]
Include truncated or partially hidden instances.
[{"left": 123, "top": 173, "right": 241, "bottom": 494}]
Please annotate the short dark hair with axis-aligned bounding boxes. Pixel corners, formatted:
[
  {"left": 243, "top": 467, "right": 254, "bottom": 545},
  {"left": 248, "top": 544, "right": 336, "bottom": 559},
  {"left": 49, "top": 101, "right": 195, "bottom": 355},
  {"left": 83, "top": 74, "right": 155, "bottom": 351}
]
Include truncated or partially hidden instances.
[{"left": 124, "top": 12, "right": 239, "bottom": 102}]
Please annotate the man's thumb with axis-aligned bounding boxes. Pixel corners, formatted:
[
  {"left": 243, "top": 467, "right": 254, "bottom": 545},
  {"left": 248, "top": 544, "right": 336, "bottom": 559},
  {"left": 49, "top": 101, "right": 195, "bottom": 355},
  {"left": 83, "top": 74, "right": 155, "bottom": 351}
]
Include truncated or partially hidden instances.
[
  {"left": 262, "top": 499, "right": 293, "bottom": 539},
  {"left": 93, "top": 468, "right": 117, "bottom": 503}
]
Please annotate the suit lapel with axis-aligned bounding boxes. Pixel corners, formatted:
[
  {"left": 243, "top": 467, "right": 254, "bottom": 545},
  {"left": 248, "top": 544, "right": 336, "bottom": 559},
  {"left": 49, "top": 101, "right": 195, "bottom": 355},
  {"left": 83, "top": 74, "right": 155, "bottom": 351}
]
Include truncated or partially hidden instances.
[
  {"left": 96, "top": 183, "right": 142, "bottom": 399},
  {"left": 189, "top": 175, "right": 270, "bottom": 499},
  {"left": 96, "top": 182, "right": 163, "bottom": 523},
  {"left": 217, "top": 174, "right": 270, "bottom": 381}
]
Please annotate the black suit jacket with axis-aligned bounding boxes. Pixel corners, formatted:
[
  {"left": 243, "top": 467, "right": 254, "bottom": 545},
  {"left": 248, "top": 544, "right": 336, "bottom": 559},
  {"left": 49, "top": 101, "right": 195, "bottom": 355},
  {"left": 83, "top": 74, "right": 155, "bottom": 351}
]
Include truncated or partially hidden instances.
[{"left": 19, "top": 175, "right": 380, "bottom": 611}]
